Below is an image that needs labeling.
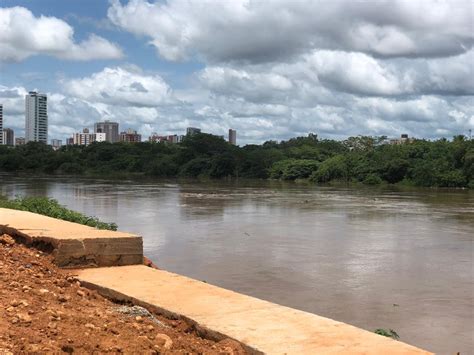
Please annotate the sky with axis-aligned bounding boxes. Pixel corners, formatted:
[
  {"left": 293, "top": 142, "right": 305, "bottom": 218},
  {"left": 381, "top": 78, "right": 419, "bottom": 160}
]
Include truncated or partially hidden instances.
[{"left": 0, "top": 0, "right": 473, "bottom": 145}]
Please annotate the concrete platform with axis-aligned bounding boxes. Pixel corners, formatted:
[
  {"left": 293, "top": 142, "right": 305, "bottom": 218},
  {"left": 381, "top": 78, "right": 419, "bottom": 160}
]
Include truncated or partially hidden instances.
[
  {"left": 76, "top": 265, "right": 432, "bottom": 355},
  {"left": 0, "top": 208, "right": 143, "bottom": 267}
]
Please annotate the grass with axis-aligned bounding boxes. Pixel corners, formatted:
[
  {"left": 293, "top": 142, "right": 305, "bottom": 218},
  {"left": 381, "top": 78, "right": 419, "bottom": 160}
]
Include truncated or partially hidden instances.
[
  {"left": 374, "top": 328, "right": 400, "bottom": 340},
  {"left": 0, "top": 196, "right": 117, "bottom": 231}
]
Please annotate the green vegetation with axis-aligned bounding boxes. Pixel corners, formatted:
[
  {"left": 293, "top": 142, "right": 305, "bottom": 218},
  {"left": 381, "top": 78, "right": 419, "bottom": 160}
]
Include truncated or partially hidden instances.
[
  {"left": 374, "top": 328, "right": 400, "bottom": 340},
  {"left": 0, "top": 133, "right": 473, "bottom": 188},
  {"left": 0, "top": 196, "right": 117, "bottom": 230}
]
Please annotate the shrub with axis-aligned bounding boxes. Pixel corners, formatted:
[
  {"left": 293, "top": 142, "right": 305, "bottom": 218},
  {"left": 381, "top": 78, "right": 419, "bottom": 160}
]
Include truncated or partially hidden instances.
[
  {"left": 381, "top": 159, "right": 409, "bottom": 184},
  {"left": 270, "top": 159, "right": 319, "bottom": 180},
  {"left": 310, "top": 155, "right": 348, "bottom": 183},
  {"left": 178, "top": 157, "right": 211, "bottom": 177},
  {"left": 437, "top": 170, "right": 467, "bottom": 187},
  {"left": 363, "top": 174, "right": 383, "bottom": 185},
  {"left": 374, "top": 328, "right": 400, "bottom": 340},
  {"left": 0, "top": 196, "right": 117, "bottom": 230}
]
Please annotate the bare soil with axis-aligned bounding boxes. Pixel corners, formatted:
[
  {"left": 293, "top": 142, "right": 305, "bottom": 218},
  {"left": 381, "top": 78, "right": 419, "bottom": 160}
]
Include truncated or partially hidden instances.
[{"left": 0, "top": 234, "right": 247, "bottom": 354}]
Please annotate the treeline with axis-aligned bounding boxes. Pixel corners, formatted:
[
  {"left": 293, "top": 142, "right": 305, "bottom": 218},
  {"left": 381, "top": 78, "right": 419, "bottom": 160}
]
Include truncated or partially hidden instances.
[{"left": 0, "top": 133, "right": 473, "bottom": 188}]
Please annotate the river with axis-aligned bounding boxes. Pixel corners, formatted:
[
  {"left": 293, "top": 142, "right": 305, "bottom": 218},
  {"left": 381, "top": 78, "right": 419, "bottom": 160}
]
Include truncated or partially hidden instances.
[{"left": 1, "top": 174, "right": 472, "bottom": 354}]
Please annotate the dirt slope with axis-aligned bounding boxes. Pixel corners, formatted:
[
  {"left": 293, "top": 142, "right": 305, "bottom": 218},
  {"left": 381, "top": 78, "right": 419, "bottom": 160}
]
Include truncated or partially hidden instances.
[{"left": 0, "top": 234, "right": 246, "bottom": 354}]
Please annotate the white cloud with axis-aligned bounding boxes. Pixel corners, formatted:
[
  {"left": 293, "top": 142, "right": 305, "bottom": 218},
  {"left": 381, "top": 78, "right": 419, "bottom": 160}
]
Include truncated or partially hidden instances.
[
  {"left": 0, "top": 6, "right": 123, "bottom": 62},
  {"left": 108, "top": 0, "right": 474, "bottom": 63},
  {"left": 63, "top": 66, "right": 172, "bottom": 107}
]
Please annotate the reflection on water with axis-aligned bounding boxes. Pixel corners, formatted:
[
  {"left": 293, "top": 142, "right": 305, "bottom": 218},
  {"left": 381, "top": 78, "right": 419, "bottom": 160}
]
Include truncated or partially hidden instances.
[{"left": 1, "top": 174, "right": 473, "bottom": 354}]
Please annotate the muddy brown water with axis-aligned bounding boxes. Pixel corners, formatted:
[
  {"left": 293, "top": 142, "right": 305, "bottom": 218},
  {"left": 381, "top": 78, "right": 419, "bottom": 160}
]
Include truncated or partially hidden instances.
[{"left": 1, "top": 175, "right": 473, "bottom": 354}]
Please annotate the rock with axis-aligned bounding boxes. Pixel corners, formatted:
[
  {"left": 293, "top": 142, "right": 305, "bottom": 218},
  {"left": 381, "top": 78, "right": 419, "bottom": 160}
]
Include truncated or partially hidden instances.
[
  {"left": 146, "top": 325, "right": 154, "bottom": 332},
  {"left": 217, "top": 339, "right": 247, "bottom": 355},
  {"left": 17, "top": 313, "right": 32, "bottom": 323},
  {"left": 143, "top": 256, "right": 160, "bottom": 269},
  {"left": 76, "top": 289, "right": 86, "bottom": 297},
  {"left": 135, "top": 316, "right": 144, "bottom": 323},
  {"left": 38, "top": 288, "right": 49, "bottom": 295},
  {"left": 155, "top": 333, "right": 173, "bottom": 350},
  {"left": 61, "top": 345, "right": 74, "bottom": 354},
  {"left": 57, "top": 295, "right": 70, "bottom": 303},
  {"left": 10, "top": 299, "right": 21, "bottom": 307},
  {"left": 85, "top": 323, "right": 95, "bottom": 330},
  {"left": 9, "top": 281, "right": 20, "bottom": 288},
  {"left": 0, "top": 235, "right": 15, "bottom": 245},
  {"left": 26, "top": 344, "right": 41, "bottom": 352}
]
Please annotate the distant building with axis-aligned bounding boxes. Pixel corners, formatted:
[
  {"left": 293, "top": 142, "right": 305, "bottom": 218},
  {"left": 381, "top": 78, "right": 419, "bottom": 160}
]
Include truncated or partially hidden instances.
[
  {"left": 2, "top": 128, "right": 14, "bottom": 146},
  {"left": 228, "top": 129, "right": 236, "bottom": 145},
  {"left": 389, "top": 134, "right": 414, "bottom": 145},
  {"left": 73, "top": 128, "right": 96, "bottom": 146},
  {"left": 120, "top": 128, "right": 141, "bottom": 143},
  {"left": 94, "top": 120, "right": 119, "bottom": 143},
  {"left": 149, "top": 133, "right": 183, "bottom": 144},
  {"left": 95, "top": 132, "right": 106, "bottom": 142},
  {"left": 0, "top": 104, "right": 3, "bottom": 145},
  {"left": 25, "top": 91, "right": 48, "bottom": 144},
  {"left": 149, "top": 133, "right": 167, "bottom": 143},
  {"left": 51, "top": 139, "right": 62, "bottom": 150},
  {"left": 186, "top": 127, "right": 201, "bottom": 136},
  {"left": 66, "top": 137, "right": 74, "bottom": 146},
  {"left": 168, "top": 134, "right": 179, "bottom": 143},
  {"left": 15, "top": 137, "right": 25, "bottom": 146}
]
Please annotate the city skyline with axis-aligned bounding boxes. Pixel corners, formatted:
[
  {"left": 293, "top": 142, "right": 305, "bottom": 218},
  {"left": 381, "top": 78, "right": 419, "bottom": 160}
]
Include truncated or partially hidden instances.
[{"left": 0, "top": 1, "right": 473, "bottom": 145}]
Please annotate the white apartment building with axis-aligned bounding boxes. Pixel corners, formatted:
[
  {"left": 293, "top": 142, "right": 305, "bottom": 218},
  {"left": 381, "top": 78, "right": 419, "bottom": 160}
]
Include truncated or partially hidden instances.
[
  {"left": 73, "top": 128, "right": 95, "bottom": 146},
  {"left": 0, "top": 104, "right": 3, "bottom": 145},
  {"left": 95, "top": 132, "right": 106, "bottom": 142},
  {"left": 25, "top": 91, "right": 48, "bottom": 144}
]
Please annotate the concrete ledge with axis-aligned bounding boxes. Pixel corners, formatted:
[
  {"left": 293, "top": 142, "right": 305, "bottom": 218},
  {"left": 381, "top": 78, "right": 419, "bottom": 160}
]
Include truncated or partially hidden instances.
[
  {"left": 0, "top": 208, "right": 143, "bottom": 267},
  {"left": 76, "top": 265, "right": 432, "bottom": 355}
]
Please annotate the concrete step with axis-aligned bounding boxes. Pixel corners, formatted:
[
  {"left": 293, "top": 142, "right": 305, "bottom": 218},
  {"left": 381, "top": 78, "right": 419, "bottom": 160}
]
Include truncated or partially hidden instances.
[
  {"left": 0, "top": 208, "right": 143, "bottom": 267},
  {"left": 76, "top": 265, "right": 432, "bottom": 355}
]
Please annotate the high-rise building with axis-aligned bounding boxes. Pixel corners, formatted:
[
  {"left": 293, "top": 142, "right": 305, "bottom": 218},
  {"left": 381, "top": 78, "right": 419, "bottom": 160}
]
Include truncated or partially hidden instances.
[
  {"left": 120, "top": 128, "right": 141, "bottom": 143},
  {"left": 51, "top": 139, "right": 62, "bottom": 150},
  {"left": 229, "top": 129, "right": 237, "bottom": 145},
  {"left": 95, "top": 132, "right": 106, "bottom": 142},
  {"left": 66, "top": 137, "right": 74, "bottom": 146},
  {"left": 25, "top": 91, "right": 48, "bottom": 144},
  {"left": 186, "top": 127, "right": 201, "bottom": 136},
  {"left": 73, "top": 128, "right": 96, "bottom": 146},
  {"left": 0, "top": 104, "right": 3, "bottom": 145},
  {"left": 15, "top": 137, "right": 25, "bottom": 146},
  {"left": 2, "top": 128, "right": 14, "bottom": 146},
  {"left": 94, "top": 120, "right": 119, "bottom": 143}
]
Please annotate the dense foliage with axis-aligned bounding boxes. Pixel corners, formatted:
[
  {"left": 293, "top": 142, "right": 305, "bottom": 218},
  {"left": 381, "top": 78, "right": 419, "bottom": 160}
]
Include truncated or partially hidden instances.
[
  {"left": 0, "top": 196, "right": 117, "bottom": 230},
  {"left": 0, "top": 133, "right": 472, "bottom": 188}
]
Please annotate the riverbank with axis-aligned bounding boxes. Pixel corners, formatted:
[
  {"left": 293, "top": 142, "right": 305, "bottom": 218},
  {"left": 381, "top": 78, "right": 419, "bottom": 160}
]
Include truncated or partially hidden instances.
[{"left": 0, "top": 234, "right": 245, "bottom": 354}]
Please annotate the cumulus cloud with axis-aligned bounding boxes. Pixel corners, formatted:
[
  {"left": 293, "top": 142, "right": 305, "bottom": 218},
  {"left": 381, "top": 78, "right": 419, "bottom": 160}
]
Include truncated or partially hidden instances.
[
  {"left": 62, "top": 66, "right": 172, "bottom": 107},
  {"left": 0, "top": 6, "right": 123, "bottom": 62},
  {"left": 108, "top": 0, "right": 473, "bottom": 63}
]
